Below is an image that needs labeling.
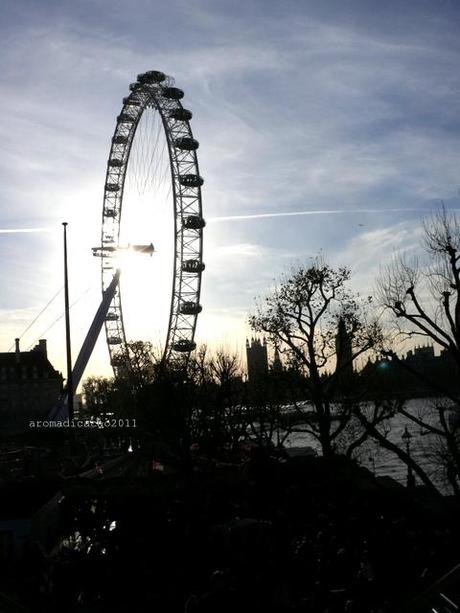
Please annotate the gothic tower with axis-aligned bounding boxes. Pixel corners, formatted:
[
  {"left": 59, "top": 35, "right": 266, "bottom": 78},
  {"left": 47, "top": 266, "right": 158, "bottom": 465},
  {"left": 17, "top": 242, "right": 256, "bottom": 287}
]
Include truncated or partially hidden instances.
[
  {"left": 246, "top": 337, "right": 268, "bottom": 383},
  {"left": 335, "top": 317, "right": 353, "bottom": 381}
]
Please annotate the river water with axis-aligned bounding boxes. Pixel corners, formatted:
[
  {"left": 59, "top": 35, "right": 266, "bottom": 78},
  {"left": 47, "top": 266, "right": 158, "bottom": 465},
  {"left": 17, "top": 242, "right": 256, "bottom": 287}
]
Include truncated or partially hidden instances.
[{"left": 283, "top": 398, "right": 457, "bottom": 495}]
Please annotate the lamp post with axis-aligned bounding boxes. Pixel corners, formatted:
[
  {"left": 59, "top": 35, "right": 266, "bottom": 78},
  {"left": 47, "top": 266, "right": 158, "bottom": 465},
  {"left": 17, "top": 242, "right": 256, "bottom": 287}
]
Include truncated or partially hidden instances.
[
  {"left": 401, "top": 426, "right": 415, "bottom": 488},
  {"left": 63, "top": 222, "right": 73, "bottom": 420},
  {"left": 368, "top": 454, "right": 376, "bottom": 475}
]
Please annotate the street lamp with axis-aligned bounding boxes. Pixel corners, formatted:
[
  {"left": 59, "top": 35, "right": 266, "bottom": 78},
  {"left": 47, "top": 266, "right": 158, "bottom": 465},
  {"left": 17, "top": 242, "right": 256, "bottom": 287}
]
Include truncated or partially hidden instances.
[
  {"left": 368, "top": 454, "right": 376, "bottom": 475},
  {"left": 401, "top": 426, "right": 415, "bottom": 488}
]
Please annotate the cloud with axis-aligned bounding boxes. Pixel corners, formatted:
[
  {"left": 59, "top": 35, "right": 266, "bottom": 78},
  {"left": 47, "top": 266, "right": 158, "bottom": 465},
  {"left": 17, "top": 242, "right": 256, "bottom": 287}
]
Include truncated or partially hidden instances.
[
  {"left": 0, "top": 227, "right": 51, "bottom": 234},
  {"left": 207, "top": 207, "right": 441, "bottom": 223},
  {"left": 334, "top": 221, "right": 425, "bottom": 296}
]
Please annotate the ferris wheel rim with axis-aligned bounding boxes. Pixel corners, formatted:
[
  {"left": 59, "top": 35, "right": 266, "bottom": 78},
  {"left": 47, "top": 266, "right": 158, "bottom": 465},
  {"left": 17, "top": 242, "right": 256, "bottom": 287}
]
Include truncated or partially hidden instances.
[{"left": 100, "top": 70, "right": 205, "bottom": 374}]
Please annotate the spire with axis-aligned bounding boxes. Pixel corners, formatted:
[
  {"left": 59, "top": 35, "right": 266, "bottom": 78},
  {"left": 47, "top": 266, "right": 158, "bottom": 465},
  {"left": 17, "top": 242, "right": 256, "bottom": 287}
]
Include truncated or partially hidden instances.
[{"left": 272, "top": 346, "right": 283, "bottom": 372}]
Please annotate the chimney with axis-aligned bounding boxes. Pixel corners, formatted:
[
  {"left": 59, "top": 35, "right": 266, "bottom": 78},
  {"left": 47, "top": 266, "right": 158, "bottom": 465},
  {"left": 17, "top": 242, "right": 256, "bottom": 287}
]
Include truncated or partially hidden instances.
[
  {"left": 15, "top": 338, "right": 20, "bottom": 363},
  {"left": 38, "top": 339, "right": 47, "bottom": 357}
]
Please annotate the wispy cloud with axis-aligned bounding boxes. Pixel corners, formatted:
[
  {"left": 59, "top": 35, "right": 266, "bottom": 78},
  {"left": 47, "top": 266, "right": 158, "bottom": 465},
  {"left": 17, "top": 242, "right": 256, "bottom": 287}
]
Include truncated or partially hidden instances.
[
  {"left": 0, "top": 228, "right": 51, "bottom": 234},
  {"left": 332, "top": 221, "right": 425, "bottom": 296},
  {"left": 207, "top": 208, "right": 442, "bottom": 223}
]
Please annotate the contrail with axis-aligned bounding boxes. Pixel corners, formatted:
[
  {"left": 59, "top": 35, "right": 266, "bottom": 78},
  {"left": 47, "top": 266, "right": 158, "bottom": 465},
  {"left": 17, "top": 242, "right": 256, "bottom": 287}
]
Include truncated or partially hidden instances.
[
  {"left": 207, "top": 207, "right": 440, "bottom": 223},
  {"left": 0, "top": 227, "right": 51, "bottom": 234}
]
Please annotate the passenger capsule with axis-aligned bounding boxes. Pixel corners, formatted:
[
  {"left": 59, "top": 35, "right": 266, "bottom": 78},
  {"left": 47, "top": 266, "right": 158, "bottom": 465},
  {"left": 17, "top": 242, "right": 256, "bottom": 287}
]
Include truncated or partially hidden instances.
[
  {"left": 104, "top": 208, "right": 116, "bottom": 218},
  {"left": 172, "top": 339, "right": 196, "bottom": 353},
  {"left": 108, "top": 337, "right": 122, "bottom": 345},
  {"left": 169, "top": 108, "right": 193, "bottom": 121},
  {"left": 123, "top": 96, "right": 141, "bottom": 106},
  {"left": 112, "top": 135, "right": 129, "bottom": 145},
  {"left": 105, "top": 183, "right": 120, "bottom": 192},
  {"left": 137, "top": 70, "right": 166, "bottom": 84},
  {"left": 117, "top": 113, "right": 135, "bottom": 123},
  {"left": 162, "top": 86, "right": 184, "bottom": 100},
  {"left": 105, "top": 313, "right": 119, "bottom": 321},
  {"left": 182, "top": 259, "right": 205, "bottom": 273},
  {"left": 179, "top": 174, "right": 204, "bottom": 188},
  {"left": 183, "top": 216, "right": 206, "bottom": 230},
  {"left": 129, "top": 82, "right": 141, "bottom": 91},
  {"left": 175, "top": 137, "right": 199, "bottom": 151},
  {"left": 179, "top": 302, "right": 202, "bottom": 315},
  {"left": 108, "top": 158, "right": 124, "bottom": 168}
]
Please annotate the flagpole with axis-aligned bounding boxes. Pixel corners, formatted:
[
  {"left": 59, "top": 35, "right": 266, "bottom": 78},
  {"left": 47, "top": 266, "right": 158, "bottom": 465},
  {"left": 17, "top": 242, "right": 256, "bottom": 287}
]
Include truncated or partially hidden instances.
[{"left": 63, "top": 222, "right": 73, "bottom": 420}]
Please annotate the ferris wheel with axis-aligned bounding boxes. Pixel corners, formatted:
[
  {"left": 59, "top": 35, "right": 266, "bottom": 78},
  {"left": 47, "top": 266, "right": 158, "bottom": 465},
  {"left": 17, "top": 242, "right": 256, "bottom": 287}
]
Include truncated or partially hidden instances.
[{"left": 98, "top": 70, "right": 205, "bottom": 374}]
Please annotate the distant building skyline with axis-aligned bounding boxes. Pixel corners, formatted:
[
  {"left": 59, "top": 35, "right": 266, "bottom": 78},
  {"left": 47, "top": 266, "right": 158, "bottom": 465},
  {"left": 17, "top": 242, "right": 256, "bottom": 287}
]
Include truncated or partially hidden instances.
[{"left": 362, "top": 343, "right": 459, "bottom": 396}]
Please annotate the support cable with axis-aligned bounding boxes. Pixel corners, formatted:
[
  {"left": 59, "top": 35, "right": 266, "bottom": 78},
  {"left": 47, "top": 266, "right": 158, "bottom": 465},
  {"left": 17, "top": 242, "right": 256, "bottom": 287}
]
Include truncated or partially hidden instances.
[
  {"left": 8, "top": 286, "right": 63, "bottom": 351},
  {"left": 27, "top": 286, "right": 92, "bottom": 350}
]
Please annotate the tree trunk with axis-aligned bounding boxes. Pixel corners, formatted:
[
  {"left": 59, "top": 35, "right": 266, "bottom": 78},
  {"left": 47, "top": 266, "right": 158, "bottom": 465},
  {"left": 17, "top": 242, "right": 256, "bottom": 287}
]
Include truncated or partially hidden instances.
[
  {"left": 316, "top": 400, "right": 334, "bottom": 457},
  {"left": 353, "top": 408, "right": 442, "bottom": 496}
]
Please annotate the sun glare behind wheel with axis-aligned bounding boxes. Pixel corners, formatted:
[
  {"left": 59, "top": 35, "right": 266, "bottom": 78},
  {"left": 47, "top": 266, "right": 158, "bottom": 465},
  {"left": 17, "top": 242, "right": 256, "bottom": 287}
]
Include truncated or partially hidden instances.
[{"left": 119, "top": 106, "right": 173, "bottom": 351}]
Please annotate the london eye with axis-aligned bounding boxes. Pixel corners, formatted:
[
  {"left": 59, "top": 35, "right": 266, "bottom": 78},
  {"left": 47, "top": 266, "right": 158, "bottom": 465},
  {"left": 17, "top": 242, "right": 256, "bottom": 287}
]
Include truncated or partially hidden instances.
[{"left": 97, "top": 70, "right": 205, "bottom": 374}]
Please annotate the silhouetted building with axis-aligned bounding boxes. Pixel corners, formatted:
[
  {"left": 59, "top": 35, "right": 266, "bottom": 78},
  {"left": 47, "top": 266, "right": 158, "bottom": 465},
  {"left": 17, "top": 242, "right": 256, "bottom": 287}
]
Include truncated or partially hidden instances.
[
  {"left": 405, "top": 344, "right": 435, "bottom": 370},
  {"left": 0, "top": 339, "right": 63, "bottom": 431},
  {"left": 360, "top": 343, "right": 460, "bottom": 397},
  {"left": 335, "top": 317, "right": 353, "bottom": 382},
  {"left": 246, "top": 337, "right": 268, "bottom": 382},
  {"left": 272, "top": 346, "right": 283, "bottom": 372}
]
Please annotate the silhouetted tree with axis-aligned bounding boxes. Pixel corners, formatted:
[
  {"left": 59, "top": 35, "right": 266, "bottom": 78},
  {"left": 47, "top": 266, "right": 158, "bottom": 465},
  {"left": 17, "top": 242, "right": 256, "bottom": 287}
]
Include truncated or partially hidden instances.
[
  {"left": 124, "top": 340, "right": 159, "bottom": 388},
  {"left": 186, "top": 346, "right": 247, "bottom": 457},
  {"left": 379, "top": 207, "right": 460, "bottom": 371},
  {"left": 250, "top": 258, "right": 382, "bottom": 457},
  {"left": 82, "top": 376, "right": 114, "bottom": 419},
  {"left": 378, "top": 207, "right": 460, "bottom": 494},
  {"left": 245, "top": 369, "right": 295, "bottom": 449}
]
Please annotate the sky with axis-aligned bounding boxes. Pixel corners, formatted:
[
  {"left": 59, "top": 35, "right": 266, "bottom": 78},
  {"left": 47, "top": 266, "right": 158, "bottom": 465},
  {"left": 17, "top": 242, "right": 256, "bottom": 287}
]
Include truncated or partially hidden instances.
[{"left": 1, "top": 0, "right": 460, "bottom": 382}]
